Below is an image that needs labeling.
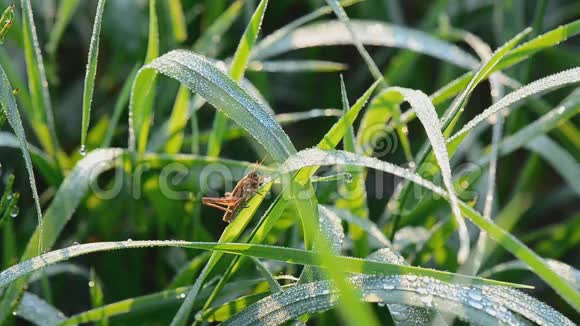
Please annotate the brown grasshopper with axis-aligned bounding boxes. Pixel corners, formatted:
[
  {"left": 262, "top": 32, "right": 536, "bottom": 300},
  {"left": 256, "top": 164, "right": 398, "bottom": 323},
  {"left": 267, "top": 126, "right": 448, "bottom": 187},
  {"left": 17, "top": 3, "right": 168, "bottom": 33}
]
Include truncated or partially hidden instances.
[{"left": 202, "top": 160, "right": 264, "bottom": 223}]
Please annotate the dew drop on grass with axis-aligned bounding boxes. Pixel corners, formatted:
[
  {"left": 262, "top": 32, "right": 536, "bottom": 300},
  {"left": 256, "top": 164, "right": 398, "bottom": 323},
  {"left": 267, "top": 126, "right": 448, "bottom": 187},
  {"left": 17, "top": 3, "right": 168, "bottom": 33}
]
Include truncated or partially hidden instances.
[
  {"left": 79, "top": 145, "right": 87, "bottom": 156},
  {"left": 10, "top": 206, "right": 18, "bottom": 217},
  {"left": 127, "top": 238, "right": 133, "bottom": 242},
  {"left": 88, "top": 281, "right": 95, "bottom": 288},
  {"left": 344, "top": 173, "right": 353, "bottom": 183},
  {"left": 72, "top": 241, "right": 80, "bottom": 246}
]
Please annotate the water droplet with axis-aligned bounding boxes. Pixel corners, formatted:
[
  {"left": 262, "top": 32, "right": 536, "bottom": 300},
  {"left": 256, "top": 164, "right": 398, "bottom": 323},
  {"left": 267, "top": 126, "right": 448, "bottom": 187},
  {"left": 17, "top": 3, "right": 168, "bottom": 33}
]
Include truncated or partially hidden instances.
[
  {"left": 79, "top": 145, "right": 87, "bottom": 156},
  {"left": 88, "top": 281, "right": 95, "bottom": 288},
  {"left": 468, "top": 289, "right": 483, "bottom": 301},
  {"left": 72, "top": 241, "right": 80, "bottom": 246},
  {"left": 468, "top": 299, "right": 484, "bottom": 310},
  {"left": 10, "top": 206, "right": 18, "bottom": 217},
  {"left": 179, "top": 293, "right": 186, "bottom": 299},
  {"left": 127, "top": 238, "right": 133, "bottom": 242},
  {"left": 344, "top": 173, "right": 353, "bottom": 183},
  {"left": 408, "top": 161, "right": 416, "bottom": 169},
  {"left": 401, "top": 126, "right": 409, "bottom": 135},
  {"left": 485, "top": 306, "right": 497, "bottom": 316}
]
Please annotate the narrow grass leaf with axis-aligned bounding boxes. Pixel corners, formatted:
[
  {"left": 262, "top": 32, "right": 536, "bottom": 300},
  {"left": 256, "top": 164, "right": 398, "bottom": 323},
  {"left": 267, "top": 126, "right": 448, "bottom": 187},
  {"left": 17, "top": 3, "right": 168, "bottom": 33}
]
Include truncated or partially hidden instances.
[
  {"left": 480, "top": 259, "right": 580, "bottom": 291},
  {"left": 387, "top": 87, "right": 470, "bottom": 263},
  {"left": 20, "top": 0, "right": 60, "bottom": 158},
  {"left": 247, "top": 60, "right": 347, "bottom": 73},
  {"left": 133, "top": 50, "right": 296, "bottom": 162},
  {"left": 325, "top": 0, "right": 384, "bottom": 83},
  {"left": 168, "top": 0, "right": 187, "bottom": 43},
  {"left": 440, "top": 27, "right": 530, "bottom": 129},
  {"left": 0, "top": 148, "right": 123, "bottom": 321},
  {"left": 253, "top": 20, "right": 478, "bottom": 69},
  {"left": 279, "top": 148, "right": 580, "bottom": 310},
  {"left": 15, "top": 292, "right": 67, "bottom": 326},
  {"left": 80, "top": 0, "right": 107, "bottom": 154},
  {"left": 251, "top": 257, "right": 283, "bottom": 294},
  {"left": 0, "top": 241, "right": 525, "bottom": 290},
  {"left": 101, "top": 65, "right": 138, "bottom": 147},
  {"left": 129, "top": 0, "right": 159, "bottom": 153},
  {"left": 223, "top": 275, "right": 546, "bottom": 325},
  {"left": 368, "top": 249, "right": 433, "bottom": 325},
  {"left": 207, "top": 0, "right": 269, "bottom": 158},
  {"left": 449, "top": 67, "right": 580, "bottom": 142},
  {"left": 0, "top": 65, "right": 43, "bottom": 255}
]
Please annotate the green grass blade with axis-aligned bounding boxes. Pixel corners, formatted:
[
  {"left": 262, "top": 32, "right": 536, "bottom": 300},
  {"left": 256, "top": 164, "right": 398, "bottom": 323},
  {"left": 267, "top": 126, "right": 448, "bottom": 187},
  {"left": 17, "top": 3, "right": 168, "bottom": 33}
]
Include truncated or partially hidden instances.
[
  {"left": 224, "top": 274, "right": 569, "bottom": 325},
  {"left": 325, "top": 0, "right": 384, "bottom": 83},
  {"left": 0, "top": 241, "right": 526, "bottom": 290},
  {"left": 0, "top": 64, "right": 43, "bottom": 255},
  {"left": 253, "top": 20, "right": 478, "bottom": 69},
  {"left": 440, "top": 27, "right": 531, "bottom": 132},
  {"left": 279, "top": 148, "right": 580, "bottom": 311},
  {"left": 480, "top": 259, "right": 580, "bottom": 291},
  {"left": 129, "top": 0, "right": 159, "bottom": 153},
  {"left": 336, "top": 76, "right": 370, "bottom": 257},
  {"left": 164, "top": 85, "right": 189, "bottom": 153},
  {"left": 448, "top": 67, "right": 580, "bottom": 142},
  {"left": 20, "top": 0, "right": 61, "bottom": 159},
  {"left": 15, "top": 292, "right": 67, "bottom": 325},
  {"left": 171, "top": 181, "right": 273, "bottom": 325},
  {"left": 60, "top": 280, "right": 266, "bottom": 325},
  {"left": 46, "top": 0, "right": 81, "bottom": 57},
  {"left": 131, "top": 50, "right": 296, "bottom": 162},
  {"left": 484, "top": 89, "right": 580, "bottom": 161},
  {"left": 168, "top": 0, "right": 187, "bottom": 43},
  {"left": 206, "top": 0, "right": 269, "bottom": 158},
  {"left": 0, "top": 148, "right": 123, "bottom": 321},
  {"left": 80, "top": 0, "right": 107, "bottom": 155},
  {"left": 247, "top": 59, "right": 347, "bottom": 73}
]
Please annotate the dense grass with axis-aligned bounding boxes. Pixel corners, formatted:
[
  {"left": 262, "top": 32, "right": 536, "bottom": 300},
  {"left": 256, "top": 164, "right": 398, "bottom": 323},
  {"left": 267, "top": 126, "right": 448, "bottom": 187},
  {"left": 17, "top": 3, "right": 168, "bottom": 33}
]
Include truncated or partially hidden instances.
[{"left": 0, "top": 0, "right": 579, "bottom": 325}]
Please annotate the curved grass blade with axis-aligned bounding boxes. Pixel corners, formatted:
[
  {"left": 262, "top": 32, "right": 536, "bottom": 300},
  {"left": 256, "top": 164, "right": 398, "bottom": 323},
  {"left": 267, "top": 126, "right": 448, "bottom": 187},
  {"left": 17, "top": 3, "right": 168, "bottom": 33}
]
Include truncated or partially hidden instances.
[
  {"left": 129, "top": 0, "right": 159, "bottom": 153},
  {"left": 15, "top": 292, "right": 67, "bottom": 326},
  {"left": 80, "top": 0, "right": 107, "bottom": 154},
  {"left": 253, "top": 20, "right": 478, "bottom": 70},
  {"left": 60, "top": 280, "right": 266, "bottom": 325},
  {"left": 439, "top": 27, "right": 531, "bottom": 130},
  {"left": 247, "top": 60, "right": 347, "bottom": 73},
  {"left": 279, "top": 148, "right": 580, "bottom": 310},
  {"left": 224, "top": 275, "right": 550, "bottom": 325},
  {"left": 0, "top": 240, "right": 525, "bottom": 290},
  {"left": 368, "top": 249, "right": 433, "bottom": 325},
  {"left": 448, "top": 67, "right": 580, "bottom": 142},
  {"left": 0, "top": 148, "right": 123, "bottom": 321},
  {"left": 335, "top": 76, "right": 370, "bottom": 257},
  {"left": 20, "top": 0, "right": 61, "bottom": 159},
  {"left": 325, "top": 0, "right": 384, "bottom": 83},
  {"left": 378, "top": 87, "right": 470, "bottom": 263},
  {"left": 326, "top": 206, "right": 392, "bottom": 248},
  {"left": 168, "top": 0, "right": 187, "bottom": 43},
  {"left": 206, "top": 0, "right": 269, "bottom": 158},
  {"left": 0, "top": 65, "right": 44, "bottom": 255},
  {"left": 481, "top": 89, "right": 580, "bottom": 161},
  {"left": 480, "top": 259, "right": 580, "bottom": 291},
  {"left": 171, "top": 181, "right": 273, "bottom": 326},
  {"left": 131, "top": 50, "right": 296, "bottom": 162}
]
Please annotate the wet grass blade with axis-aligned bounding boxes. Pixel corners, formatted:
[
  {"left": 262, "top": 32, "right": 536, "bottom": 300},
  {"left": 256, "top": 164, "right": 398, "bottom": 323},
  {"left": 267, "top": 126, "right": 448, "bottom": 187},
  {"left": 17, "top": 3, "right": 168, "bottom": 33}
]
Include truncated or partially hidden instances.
[
  {"left": 207, "top": 0, "right": 269, "bottom": 158},
  {"left": 20, "top": 0, "right": 61, "bottom": 160},
  {"left": 80, "top": 0, "right": 107, "bottom": 154},
  {"left": 0, "top": 65, "right": 43, "bottom": 255}
]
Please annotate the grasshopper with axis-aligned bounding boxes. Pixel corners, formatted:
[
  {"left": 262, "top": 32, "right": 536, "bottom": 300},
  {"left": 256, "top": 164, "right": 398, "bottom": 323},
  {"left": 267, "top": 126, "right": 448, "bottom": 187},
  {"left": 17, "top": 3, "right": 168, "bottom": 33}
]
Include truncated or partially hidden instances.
[{"left": 202, "top": 160, "right": 264, "bottom": 222}]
